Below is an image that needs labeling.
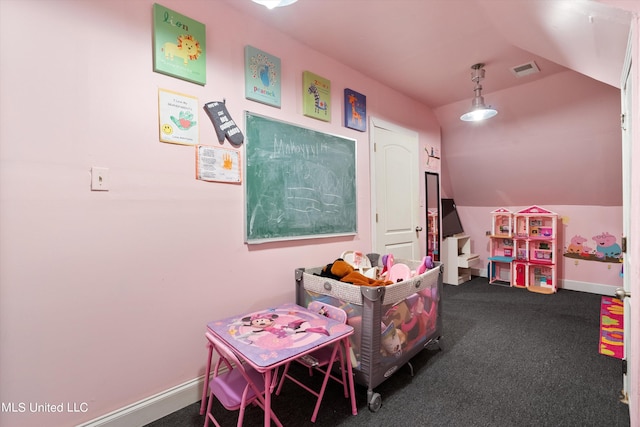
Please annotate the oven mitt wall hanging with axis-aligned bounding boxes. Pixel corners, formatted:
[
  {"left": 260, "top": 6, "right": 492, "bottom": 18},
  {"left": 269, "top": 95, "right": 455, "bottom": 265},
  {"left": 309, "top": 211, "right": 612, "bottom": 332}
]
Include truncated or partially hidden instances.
[{"left": 203, "top": 101, "right": 244, "bottom": 146}]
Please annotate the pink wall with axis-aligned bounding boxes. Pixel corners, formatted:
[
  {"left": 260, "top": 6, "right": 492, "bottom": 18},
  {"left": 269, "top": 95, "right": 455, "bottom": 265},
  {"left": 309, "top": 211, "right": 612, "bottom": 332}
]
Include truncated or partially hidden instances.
[
  {"left": 435, "top": 70, "right": 622, "bottom": 208},
  {"left": 0, "top": 0, "right": 440, "bottom": 425}
]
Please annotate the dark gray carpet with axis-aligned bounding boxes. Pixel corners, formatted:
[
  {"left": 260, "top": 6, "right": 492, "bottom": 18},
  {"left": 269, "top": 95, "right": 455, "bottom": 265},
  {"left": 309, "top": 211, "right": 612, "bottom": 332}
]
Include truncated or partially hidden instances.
[{"left": 145, "top": 277, "right": 629, "bottom": 427}]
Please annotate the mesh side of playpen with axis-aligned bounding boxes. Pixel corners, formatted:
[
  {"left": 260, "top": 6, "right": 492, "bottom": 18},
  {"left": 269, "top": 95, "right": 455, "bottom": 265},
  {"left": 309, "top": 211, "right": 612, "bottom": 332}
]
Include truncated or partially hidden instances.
[
  {"left": 301, "top": 267, "right": 364, "bottom": 305},
  {"left": 382, "top": 259, "right": 440, "bottom": 306}
]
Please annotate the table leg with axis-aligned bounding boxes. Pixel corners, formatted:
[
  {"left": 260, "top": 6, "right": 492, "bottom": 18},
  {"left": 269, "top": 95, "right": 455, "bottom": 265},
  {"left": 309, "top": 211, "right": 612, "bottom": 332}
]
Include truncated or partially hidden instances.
[
  {"left": 344, "top": 337, "right": 358, "bottom": 415},
  {"left": 311, "top": 343, "right": 340, "bottom": 422},
  {"left": 264, "top": 368, "right": 272, "bottom": 427},
  {"left": 200, "top": 341, "right": 214, "bottom": 415}
]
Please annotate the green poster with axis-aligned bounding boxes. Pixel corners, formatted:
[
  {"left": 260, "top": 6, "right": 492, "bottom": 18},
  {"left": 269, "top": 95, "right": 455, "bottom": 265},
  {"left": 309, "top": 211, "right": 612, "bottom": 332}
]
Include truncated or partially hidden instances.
[
  {"left": 153, "top": 4, "right": 206, "bottom": 85},
  {"left": 303, "top": 71, "right": 330, "bottom": 122}
]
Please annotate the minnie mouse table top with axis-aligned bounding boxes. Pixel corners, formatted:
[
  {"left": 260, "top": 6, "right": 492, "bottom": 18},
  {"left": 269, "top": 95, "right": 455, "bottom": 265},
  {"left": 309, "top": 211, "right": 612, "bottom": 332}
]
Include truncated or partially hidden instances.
[{"left": 207, "top": 302, "right": 353, "bottom": 369}]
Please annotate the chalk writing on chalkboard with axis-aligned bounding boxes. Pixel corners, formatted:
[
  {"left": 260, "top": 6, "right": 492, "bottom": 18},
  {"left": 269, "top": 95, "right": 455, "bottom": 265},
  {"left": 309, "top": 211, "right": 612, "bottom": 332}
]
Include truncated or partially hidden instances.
[{"left": 245, "top": 112, "right": 357, "bottom": 243}]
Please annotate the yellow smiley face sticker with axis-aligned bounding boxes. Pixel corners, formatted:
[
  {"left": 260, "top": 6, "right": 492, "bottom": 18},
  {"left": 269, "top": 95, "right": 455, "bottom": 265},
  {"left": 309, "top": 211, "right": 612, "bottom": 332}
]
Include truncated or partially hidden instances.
[{"left": 161, "top": 124, "right": 173, "bottom": 135}]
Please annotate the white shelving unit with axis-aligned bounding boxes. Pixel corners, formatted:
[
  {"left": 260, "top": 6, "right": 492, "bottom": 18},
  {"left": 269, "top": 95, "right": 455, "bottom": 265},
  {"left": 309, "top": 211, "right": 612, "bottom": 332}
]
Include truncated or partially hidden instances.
[{"left": 442, "top": 234, "right": 478, "bottom": 285}]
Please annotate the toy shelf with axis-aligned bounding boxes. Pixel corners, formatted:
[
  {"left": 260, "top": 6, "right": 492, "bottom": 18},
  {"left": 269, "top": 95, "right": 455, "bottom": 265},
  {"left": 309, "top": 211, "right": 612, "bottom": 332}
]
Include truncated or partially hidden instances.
[
  {"left": 513, "top": 206, "right": 558, "bottom": 294},
  {"left": 488, "top": 206, "right": 558, "bottom": 293}
]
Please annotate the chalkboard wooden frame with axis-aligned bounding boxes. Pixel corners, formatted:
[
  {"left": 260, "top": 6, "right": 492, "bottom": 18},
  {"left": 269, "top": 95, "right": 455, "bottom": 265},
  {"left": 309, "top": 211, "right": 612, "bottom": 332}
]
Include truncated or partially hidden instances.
[{"left": 244, "top": 112, "right": 357, "bottom": 243}]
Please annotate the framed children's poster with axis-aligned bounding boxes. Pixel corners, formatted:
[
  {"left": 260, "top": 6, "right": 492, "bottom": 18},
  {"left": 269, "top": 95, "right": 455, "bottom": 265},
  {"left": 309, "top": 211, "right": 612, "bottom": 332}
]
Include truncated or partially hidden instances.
[
  {"left": 244, "top": 46, "right": 281, "bottom": 108},
  {"left": 153, "top": 3, "right": 206, "bottom": 85},
  {"left": 158, "top": 89, "right": 199, "bottom": 145},
  {"left": 344, "top": 88, "right": 366, "bottom": 132},
  {"left": 303, "top": 71, "right": 331, "bottom": 122}
]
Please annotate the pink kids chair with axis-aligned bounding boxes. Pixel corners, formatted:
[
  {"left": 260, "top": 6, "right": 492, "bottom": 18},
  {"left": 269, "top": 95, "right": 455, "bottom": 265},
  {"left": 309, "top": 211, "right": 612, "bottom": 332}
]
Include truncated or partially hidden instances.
[
  {"left": 275, "top": 302, "right": 350, "bottom": 423},
  {"left": 203, "top": 332, "right": 282, "bottom": 427}
]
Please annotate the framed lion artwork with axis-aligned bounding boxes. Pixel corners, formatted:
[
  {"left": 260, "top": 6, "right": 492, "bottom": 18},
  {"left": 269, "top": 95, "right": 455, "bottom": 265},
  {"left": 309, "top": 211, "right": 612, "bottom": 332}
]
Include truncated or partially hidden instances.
[{"left": 152, "top": 3, "right": 206, "bottom": 85}]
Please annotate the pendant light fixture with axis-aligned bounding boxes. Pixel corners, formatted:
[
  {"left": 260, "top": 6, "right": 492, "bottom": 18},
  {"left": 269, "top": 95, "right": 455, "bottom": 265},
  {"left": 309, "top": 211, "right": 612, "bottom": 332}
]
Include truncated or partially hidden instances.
[
  {"left": 460, "top": 63, "right": 498, "bottom": 122},
  {"left": 251, "top": 0, "right": 298, "bottom": 9}
]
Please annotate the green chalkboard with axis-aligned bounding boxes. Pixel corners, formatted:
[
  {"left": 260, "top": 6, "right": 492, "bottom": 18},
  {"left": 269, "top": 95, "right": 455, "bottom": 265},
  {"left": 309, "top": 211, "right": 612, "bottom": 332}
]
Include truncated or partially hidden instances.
[{"left": 245, "top": 112, "right": 357, "bottom": 243}]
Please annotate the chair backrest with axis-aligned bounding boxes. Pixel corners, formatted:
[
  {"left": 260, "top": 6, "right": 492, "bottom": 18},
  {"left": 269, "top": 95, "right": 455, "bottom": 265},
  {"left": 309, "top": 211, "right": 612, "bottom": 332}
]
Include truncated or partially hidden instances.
[
  {"left": 205, "top": 332, "right": 266, "bottom": 406},
  {"left": 205, "top": 332, "right": 243, "bottom": 373},
  {"left": 308, "top": 301, "right": 347, "bottom": 324}
]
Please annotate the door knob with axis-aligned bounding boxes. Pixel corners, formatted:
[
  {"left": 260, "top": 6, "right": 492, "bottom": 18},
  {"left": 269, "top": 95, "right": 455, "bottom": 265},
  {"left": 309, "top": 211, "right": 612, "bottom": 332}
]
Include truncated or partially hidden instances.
[
  {"left": 415, "top": 226, "right": 423, "bottom": 232},
  {"left": 615, "top": 288, "right": 631, "bottom": 300}
]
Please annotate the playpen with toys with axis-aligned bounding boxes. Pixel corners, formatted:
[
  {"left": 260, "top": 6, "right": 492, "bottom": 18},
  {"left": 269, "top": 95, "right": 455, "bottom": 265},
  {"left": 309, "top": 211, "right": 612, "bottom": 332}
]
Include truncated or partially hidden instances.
[{"left": 294, "top": 258, "right": 443, "bottom": 412}]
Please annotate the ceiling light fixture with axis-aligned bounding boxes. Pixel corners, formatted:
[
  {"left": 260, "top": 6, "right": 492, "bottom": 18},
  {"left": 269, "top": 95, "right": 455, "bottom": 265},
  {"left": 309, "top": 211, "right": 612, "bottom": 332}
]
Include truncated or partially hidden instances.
[
  {"left": 251, "top": 0, "right": 298, "bottom": 9},
  {"left": 460, "top": 63, "right": 498, "bottom": 122}
]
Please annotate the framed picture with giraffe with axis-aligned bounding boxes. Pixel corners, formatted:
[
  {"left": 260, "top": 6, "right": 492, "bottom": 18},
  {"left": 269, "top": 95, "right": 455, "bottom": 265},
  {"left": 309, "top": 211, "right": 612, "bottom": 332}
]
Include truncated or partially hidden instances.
[
  {"left": 344, "top": 88, "right": 366, "bottom": 132},
  {"left": 303, "top": 71, "right": 331, "bottom": 122}
]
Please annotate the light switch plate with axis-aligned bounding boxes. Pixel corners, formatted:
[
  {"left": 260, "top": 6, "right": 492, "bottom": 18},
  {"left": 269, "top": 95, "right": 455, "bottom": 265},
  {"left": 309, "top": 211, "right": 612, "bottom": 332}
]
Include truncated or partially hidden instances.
[{"left": 91, "top": 167, "right": 109, "bottom": 191}]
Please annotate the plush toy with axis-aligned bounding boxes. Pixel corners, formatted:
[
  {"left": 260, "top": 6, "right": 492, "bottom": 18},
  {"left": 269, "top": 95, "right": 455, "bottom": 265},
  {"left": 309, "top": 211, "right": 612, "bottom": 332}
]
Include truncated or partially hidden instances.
[
  {"left": 416, "top": 255, "right": 434, "bottom": 275},
  {"left": 384, "top": 295, "right": 426, "bottom": 347},
  {"left": 380, "top": 254, "right": 392, "bottom": 277},
  {"left": 321, "top": 259, "right": 392, "bottom": 287},
  {"left": 380, "top": 322, "right": 406, "bottom": 358},
  {"left": 318, "top": 259, "right": 344, "bottom": 281}
]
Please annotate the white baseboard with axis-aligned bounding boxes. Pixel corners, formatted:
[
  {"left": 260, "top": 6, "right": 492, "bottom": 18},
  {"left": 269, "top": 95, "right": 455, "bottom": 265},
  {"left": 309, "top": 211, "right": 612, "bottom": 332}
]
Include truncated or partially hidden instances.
[
  {"left": 76, "top": 376, "right": 203, "bottom": 427},
  {"left": 474, "top": 268, "right": 617, "bottom": 296},
  {"left": 560, "top": 279, "right": 618, "bottom": 296}
]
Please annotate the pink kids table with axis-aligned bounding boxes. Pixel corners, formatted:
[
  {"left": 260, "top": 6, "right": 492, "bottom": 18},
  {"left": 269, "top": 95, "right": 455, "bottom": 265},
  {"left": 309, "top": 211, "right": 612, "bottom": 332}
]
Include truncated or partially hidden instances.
[{"left": 201, "top": 302, "right": 357, "bottom": 426}]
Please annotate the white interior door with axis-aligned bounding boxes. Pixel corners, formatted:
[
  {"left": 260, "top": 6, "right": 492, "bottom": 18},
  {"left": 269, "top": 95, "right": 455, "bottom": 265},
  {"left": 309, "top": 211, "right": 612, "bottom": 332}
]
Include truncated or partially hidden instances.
[
  {"left": 620, "top": 36, "right": 633, "bottom": 405},
  {"left": 370, "top": 118, "right": 421, "bottom": 260}
]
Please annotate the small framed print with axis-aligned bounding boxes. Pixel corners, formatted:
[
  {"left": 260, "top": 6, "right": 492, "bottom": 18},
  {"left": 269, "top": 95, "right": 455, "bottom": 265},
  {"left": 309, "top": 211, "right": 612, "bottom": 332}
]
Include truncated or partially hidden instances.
[
  {"left": 303, "top": 71, "right": 330, "bottom": 122},
  {"left": 196, "top": 145, "right": 241, "bottom": 184},
  {"left": 244, "top": 46, "right": 281, "bottom": 107},
  {"left": 158, "top": 88, "right": 199, "bottom": 145},
  {"left": 344, "top": 88, "right": 366, "bottom": 132}
]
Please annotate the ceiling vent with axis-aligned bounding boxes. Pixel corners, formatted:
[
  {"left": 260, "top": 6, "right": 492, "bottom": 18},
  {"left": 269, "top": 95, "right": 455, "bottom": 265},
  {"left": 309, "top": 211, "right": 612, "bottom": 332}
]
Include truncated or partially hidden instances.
[{"left": 510, "top": 61, "right": 540, "bottom": 78}]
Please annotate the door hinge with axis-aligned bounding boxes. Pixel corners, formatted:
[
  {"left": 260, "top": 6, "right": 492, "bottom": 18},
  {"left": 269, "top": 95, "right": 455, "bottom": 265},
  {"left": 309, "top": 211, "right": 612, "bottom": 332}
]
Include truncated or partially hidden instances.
[
  {"left": 622, "top": 359, "right": 627, "bottom": 375},
  {"left": 376, "top": 213, "right": 378, "bottom": 223},
  {"left": 621, "top": 113, "right": 626, "bottom": 131},
  {"left": 621, "top": 236, "right": 627, "bottom": 253}
]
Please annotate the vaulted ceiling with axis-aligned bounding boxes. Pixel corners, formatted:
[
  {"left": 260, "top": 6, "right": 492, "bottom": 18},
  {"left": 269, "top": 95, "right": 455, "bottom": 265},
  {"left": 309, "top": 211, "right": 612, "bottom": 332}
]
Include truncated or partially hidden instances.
[
  {"left": 222, "top": 0, "right": 632, "bottom": 110},
  {"left": 221, "top": 0, "right": 634, "bottom": 208}
]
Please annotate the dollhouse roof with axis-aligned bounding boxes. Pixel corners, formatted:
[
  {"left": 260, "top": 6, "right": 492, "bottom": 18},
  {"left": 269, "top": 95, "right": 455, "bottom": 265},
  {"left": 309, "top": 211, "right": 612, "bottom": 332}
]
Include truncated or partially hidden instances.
[
  {"left": 516, "top": 205, "right": 557, "bottom": 215},
  {"left": 491, "top": 208, "right": 512, "bottom": 214}
]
